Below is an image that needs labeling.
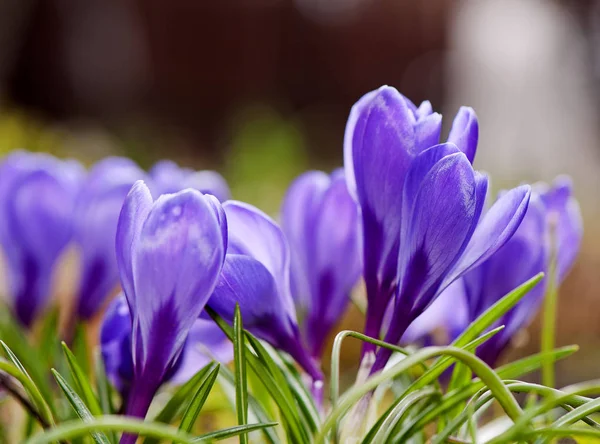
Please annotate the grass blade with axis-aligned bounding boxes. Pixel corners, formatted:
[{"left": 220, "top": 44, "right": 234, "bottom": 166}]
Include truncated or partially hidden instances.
[
  {"left": 192, "top": 422, "right": 278, "bottom": 442},
  {"left": 178, "top": 362, "right": 221, "bottom": 433},
  {"left": 233, "top": 304, "right": 249, "bottom": 444},
  {"left": 61, "top": 341, "right": 103, "bottom": 416},
  {"left": 51, "top": 369, "right": 111, "bottom": 444},
  {"left": 0, "top": 341, "right": 54, "bottom": 427},
  {"left": 22, "top": 416, "right": 196, "bottom": 444}
]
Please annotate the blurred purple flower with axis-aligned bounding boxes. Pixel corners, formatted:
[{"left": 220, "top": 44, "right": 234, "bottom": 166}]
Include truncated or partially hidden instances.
[
  {"left": 344, "top": 86, "right": 531, "bottom": 373},
  {"left": 208, "top": 201, "right": 323, "bottom": 381},
  {"left": 149, "top": 159, "right": 230, "bottom": 202},
  {"left": 74, "top": 157, "right": 146, "bottom": 319},
  {"left": 404, "top": 177, "right": 582, "bottom": 366},
  {"left": 114, "top": 181, "right": 226, "bottom": 434},
  {"left": 281, "top": 169, "right": 361, "bottom": 358},
  {"left": 100, "top": 295, "right": 232, "bottom": 397},
  {"left": 0, "top": 151, "right": 83, "bottom": 327}
]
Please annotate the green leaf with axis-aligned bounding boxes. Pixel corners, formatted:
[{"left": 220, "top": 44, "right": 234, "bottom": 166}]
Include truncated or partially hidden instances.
[
  {"left": 152, "top": 362, "right": 215, "bottom": 425},
  {"left": 393, "top": 347, "right": 578, "bottom": 441},
  {"left": 192, "top": 422, "right": 278, "bottom": 443},
  {"left": 0, "top": 341, "right": 54, "bottom": 426},
  {"left": 178, "top": 362, "right": 220, "bottom": 433},
  {"left": 0, "top": 311, "right": 57, "bottom": 416},
  {"left": 367, "top": 387, "right": 439, "bottom": 444},
  {"left": 93, "top": 352, "right": 117, "bottom": 444},
  {"left": 316, "top": 346, "right": 523, "bottom": 444},
  {"left": 233, "top": 304, "right": 249, "bottom": 444},
  {"left": 218, "top": 363, "right": 279, "bottom": 444},
  {"left": 51, "top": 369, "right": 111, "bottom": 444},
  {"left": 207, "top": 307, "right": 307, "bottom": 443},
  {"left": 22, "top": 416, "right": 196, "bottom": 444},
  {"left": 61, "top": 341, "right": 103, "bottom": 416}
]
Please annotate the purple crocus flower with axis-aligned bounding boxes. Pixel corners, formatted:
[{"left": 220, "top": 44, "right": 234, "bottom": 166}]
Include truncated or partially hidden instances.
[
  {"left": 114, "top": 181, "right": 227, "bottom": 437},
  {"left": 281, "top": 169, "right": 361, "bottom": 358},
  {"left": 344, "top": 86, "right": 532, "bottom": 373},
  {"left": 404, "top": 177, "right": 582, "bottom": 366},
  {"left": 74, "top": 157, "right": 146, "bottom": 319},
  {"left": 100, "top": 294, "right": 232, "bottom": 396},
  {"left": 0, "top": 151, "right": 83, "bottom": 327},
  {"left": 149, "top": 159, "right": 230, "bottom": 202},
  {"left": 208, "top": 201, "right": 323, "bottom": 381}
]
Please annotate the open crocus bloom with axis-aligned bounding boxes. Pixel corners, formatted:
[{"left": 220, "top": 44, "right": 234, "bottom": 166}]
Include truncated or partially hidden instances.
[{"left": 344, "top": 86, "right": 532, "bottom": 373}]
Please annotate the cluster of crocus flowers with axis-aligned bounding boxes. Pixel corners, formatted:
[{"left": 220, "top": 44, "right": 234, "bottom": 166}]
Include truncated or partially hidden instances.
[
  {"left": 404, "top": 177, "right": 583, "bottom": 366},
  {"left": 344, "top": 86, "right": 533, "bottom": 374},
  {"left": 0, "top": 152, "right": 229, "bottom": 327}
]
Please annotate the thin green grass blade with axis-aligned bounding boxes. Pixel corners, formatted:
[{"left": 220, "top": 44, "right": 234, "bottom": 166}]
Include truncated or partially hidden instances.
[
  {"left": 51, "top": 369, "right": 111, "bottom": 444},
  {"left": 316, "top": 346, "right": 522, "bottom": 443},
  {"left": 191, "top": 422, "right": 278, "bottom": 443},
  {"left": 178, "top": 363, "right": 220, "bottom": 433},
  {"left": 61, "top": 341, "right": 103, "bottom": 416},
  {"left": 218, "top": 364, "right": 279, "bottom": 444},
  {"left": 233, "top": 305, "right": 249, "bottom": 444},
  {"left": 93, "top": 352, "right": 117, "bottom": 444},
  {"left": 0, "top": 307, "right": 56, "bottom": 414},
  {"left": 0, "top": 341, "right": 54, "bottom": 426},
  {"left": 22, "top": 416, "right": 196, "bottom": 444},
  {"left": 245, "top": 334, "right": 319, "bottom": 434},
  {"left": 394, "top": 347, "right": 578, "bottom": 441},
  {"left": 358, "top": 326, "right": 505, "bottom": 442},
  {"left": 368, "top": 387, "right": 438, "bottom": 444},
  {"left": 207, "top": 307, "right": 307, "bottom": 443}
]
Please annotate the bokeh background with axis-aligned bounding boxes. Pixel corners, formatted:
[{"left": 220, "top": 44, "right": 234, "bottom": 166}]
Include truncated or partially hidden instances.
[{"left": 0, "top": 0, "right": 598, "bottom": 388}]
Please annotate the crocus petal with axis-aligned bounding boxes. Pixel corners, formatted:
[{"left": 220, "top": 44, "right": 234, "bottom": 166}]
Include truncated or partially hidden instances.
[
  {"left": 539, "top": 176, "right": 583, "bottom": 281},
  {"left": 447, "top": 107, "right": 479, "bottom": 164},
  {"left": 281, "top": 171, "right": 331, "bottom": 313},
  {"left": 75, "top": 158, "right": 146, "bottom": 318},
  {"left": 184, "top": 171, "right": 231, "bottom": 202},
  {"left": 306, "top": 172, "right": 361, "bottom": 345},
  {"left": 396, "top": 152, "right": 482, "bottom": 315},
  {"left": 440, "top": 184, "right": 531, "bottom": 291},
  {"left": 402, "top": 279, "right": 469, "bottom": 344},
  {"left": 115, "top": 181, "right": 153, "bottom": 309},
  {"left": 131, "top": 189, "right": 226, "bottom": 376},
  {"left": 169, "top": 317, "right": 233, "bottom": 385},
  {"left": 209, "top": 253, "right": 321, "bottom": 380},
  {"left": 100, "top": 295, "right": 133, "bottom": 392},
  {"left": 223, "top": 201, "right": 296, "bottom": 321},
  {"left": 5, "top": 167, "right": 81, "bottom": 325},
  {"left": 209, "top": 254, "right": 293, "bottom": 345}
]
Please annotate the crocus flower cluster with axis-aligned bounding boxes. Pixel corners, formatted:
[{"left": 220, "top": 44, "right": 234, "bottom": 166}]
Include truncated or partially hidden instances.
[
  {"left": 344, "top": 86, "right": 532, "bottom": 374},
  {"left": 0, "top": 152, "right": 229, "bottom": 327},
  {"left": 101, "top": 183, "right": 323, "bottom": 431},
  {"left": 404, "top": 177, "right": 583, "bottom": 366}
]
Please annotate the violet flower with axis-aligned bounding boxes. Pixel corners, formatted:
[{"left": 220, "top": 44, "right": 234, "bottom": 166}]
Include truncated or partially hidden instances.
[
  {"left": 281, "top": 169, "right": 361, "bottom": 358},
  {"left": 100, "top": 294, "right": 232, "bottom": 397},
  {"left": 208, "top": 201, "right": 323, "bottom": 381},
  {"left": 344, "top": 86, "right": 532, "bottom": 373},
  {"left": 0, "top": 151, "right": 83, "bottom": 327},
  {"left": 74, "top": 157, "right": 146, "bottom": 319},
  {"left": 114, "top": 181, "right": 226, "bottom": 437},
  {"left": 404, "top": 177, "right": 582, "bottom": 366},
  {"left": 149, "top": 159, "right": 230, "bottom": 202}
]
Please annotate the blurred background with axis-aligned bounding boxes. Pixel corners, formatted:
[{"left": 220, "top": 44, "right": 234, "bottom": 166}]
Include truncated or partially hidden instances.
[{"left": 0, "top": 0, "right": 598, "bottom": 387}]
